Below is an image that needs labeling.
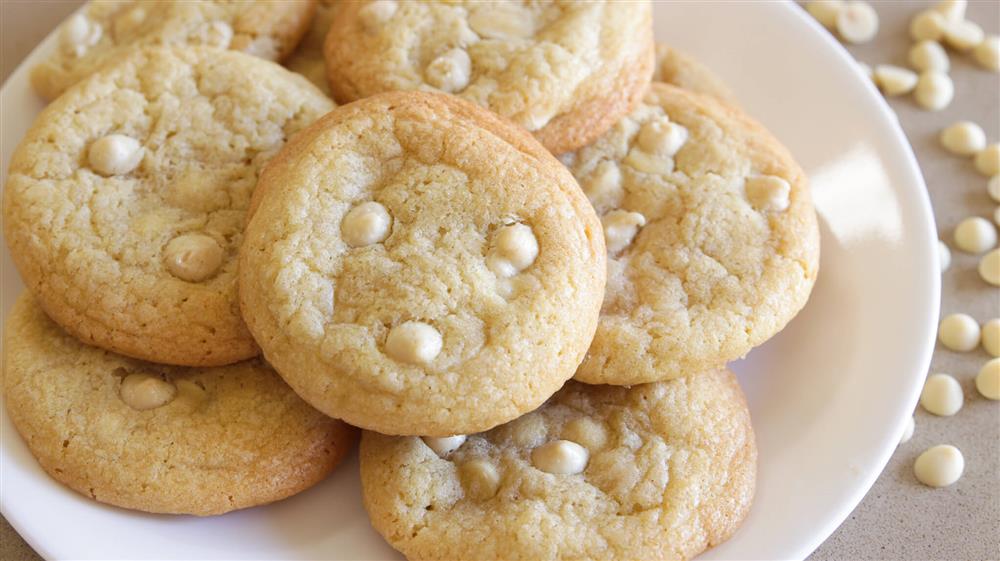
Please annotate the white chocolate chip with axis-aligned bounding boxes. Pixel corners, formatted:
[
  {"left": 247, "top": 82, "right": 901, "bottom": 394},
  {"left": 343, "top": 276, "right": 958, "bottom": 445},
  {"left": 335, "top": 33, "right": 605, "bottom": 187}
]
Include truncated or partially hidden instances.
[
  {"left": 920, "top": 373, "right": 963, "bottom": 416},
  {"left": 914, "top": 444, "right": 964, "bottom": 487},
  {"left": 982, "top": 318, "right": 1000, "bottom": 357},
  {"left": 421, "top": 435, "right": 466, "bottom": 457},
  {"left": 899, "top": 416, "right": 915, "bottom": 444},
  {"left": 561, "top": 418, "right": 608, "bottom": 451},
  {"left": 459, "top": 459, "right": 500, "bottom": 500},
  {"left": 583, "top": 160, "right": 624, "bottom": 212},
  {"left": 910, "top": 10, "right": 947, "bottom": 42},
  {"left": 909, "top": 40, "right": 950, "bottom": 72},
  {"left": 425, "top": 48, "right": 471, "bottom": 93},
  {"left": 358, "top": 0, "right": 398, "bottom": 29},
  {"left": 164, "top": 233, "right": 224, "bottom": 282},
  {"left": 978, "top": 249, "right": 1000, "bottom": 286},
  {"left": 914, "top": 71, "right": 954, "bottom": 111},
  {"left": 974, "top": 144, "right": 1000, "bottom": 177},
  {"left": 602, "top": 210, "right": 646, "bottom": 254},
  {"left": 342, "top": 201, "right": 392, "bottom": 247},
  {"left": 938, "top": 313, "right": 981, "bottom": 352},
  {"left": 486, "top": 223, "right": 538, "bottom": 277},
  {"left": 531, "top": 440, "right": 589, "bottom": 475},
  {"left": 385, "top": 321, "right": 442, "bottom": 364},
  {"left": 60, "top": 13, "right": 102, "bottom": 57},
  {"left": 636, "top": 118, "right": 688, "bottom": 158},
  {"left": 943, "top": 19, "right": 983, "bottom": 52},
  {"left": 623, "top": 147, "right": 674, "bottom": 175},
  {"left": 940, "top": 121, "right": 986, "bottom": 156},
  {"left": 954, "top": 216, "right": 997, "bottom": 253},
  {"left": 119, "top": 373, "right": 176, "bottom": 411},
  {"left": 939, "top": 240, "right": 951, "bottom": 272},
  {"left": 88, "top": 134, "right": 143, "bottom": 176},
  {"left": 745, "top": 175, "right": 792, "bottom": 212},
  {"left": 468, "top": 4, "right": 535, "bottom": 40},
  {"left": 973, "top": 35, "right": 1000, "bottom": 72},
  {"left": 835, "top": 1, "right": 878, "bottom": 44},
  {"left": 933, "top": 0, "right": 966, "bottom": 22},
  {"left": 806, "top": 0, "right": 845, "bottom": 29},
  {"left": 205, "top": 21, "right": 234, "bottom": 49},
  {"left": 873, "top": 64, "right": 918, "bottom": 96},
  {"left": 988, "top": 176, "right": 1000, "bottom": 203},
  {"left": 976, "top": 358, "right": 1000, "bottom": 400}
]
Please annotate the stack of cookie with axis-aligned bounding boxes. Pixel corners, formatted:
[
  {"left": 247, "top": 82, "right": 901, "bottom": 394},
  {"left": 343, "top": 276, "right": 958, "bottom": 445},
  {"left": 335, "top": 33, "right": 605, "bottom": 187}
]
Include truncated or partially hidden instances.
[{"left": 2, "top": 2, "right": 820, "bottom": 560}]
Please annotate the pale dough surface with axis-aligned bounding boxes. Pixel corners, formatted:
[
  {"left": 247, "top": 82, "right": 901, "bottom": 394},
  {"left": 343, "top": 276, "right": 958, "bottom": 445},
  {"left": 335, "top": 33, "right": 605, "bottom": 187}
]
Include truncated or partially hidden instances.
[{"left": 654, "top": 43, "right": 739, "bottom": 105}]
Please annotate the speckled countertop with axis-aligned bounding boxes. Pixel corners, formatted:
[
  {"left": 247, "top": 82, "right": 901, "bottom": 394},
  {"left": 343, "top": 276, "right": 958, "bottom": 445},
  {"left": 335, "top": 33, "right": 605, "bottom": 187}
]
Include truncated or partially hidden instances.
[{"left": 1, "top": 1, "right": 998, "bottom": 559}]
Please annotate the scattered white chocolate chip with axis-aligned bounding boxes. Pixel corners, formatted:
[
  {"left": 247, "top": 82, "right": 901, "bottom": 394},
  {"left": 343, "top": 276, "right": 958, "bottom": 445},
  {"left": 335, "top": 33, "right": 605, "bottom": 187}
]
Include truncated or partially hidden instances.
[
  {"left": 531, "top": 440, "right": 589, "bottom": 475},
  {"left": 835, "top": 1, "right": 879, "bottom": 44},
  {"left": 943, "top": 19, "right": 984, "bottom": 52},
  {"left": 920, "top": 373, "right": 963, "bottom": 416},
  {"left": 988, "top": 176, "right": 1000, "bottom": 203},
  {"left": 486, "top": 223, "right": 539, "bottom": 277},
  {"left": 806, "top": 0, "right": 845, "bottom": 29},
  {"left": 358, "top": 0, "right": 398, "bottom": 29},
  {"left": 60, "top": 13, "right": 102, "bottom": 57},
  {"left": 119, "top": 373, "right": 176, "bottom": 411},
  {"left": 933, "top": 0, "right": 966, "bottom": 22},
  {"left": 342, "top": 201, "right": 392, "bottom": 247},
  {"left": 164, "top": 233, "right": 224, "bottom": 282},
  {"left": 468, "top": 4, "right": 535, "bottom": 40},
  {"left": 745, "top": 175, "right": 792, "bottom": 212},
  {"left": 874, "top": 64, "right": 918, "bottom": 96},
  {"left": 602, "top": 210, "right": 646, "bottom": 254},
  {"left": 422, "top": 435, "right": 466, "bottom": 457},
  {"left": 624, "top": 147, "right": 674, "bottom": 175},
  {"left": 460, "top": 459, "right": 500, "bottom": 500},
  {"left": 910, "top": 10, "right": 947, "bottom": 42},
  {"left": 583, "top": 160, "right": 624, "bottom": 212},
  {"left": 914, "top": 71, "right": 954, "bottom": 111},
  {"left": 385, "top": 321, "right": 442, "bottom": 364},
  {"left": 939, "top": 240, "right": 951, "bottom": 272},
  {"left": 900, "top": 415, "right": 915, "bottom": 444},
  {"left": 974, "top": 144, "right": 1000, "bottom": 177},
  {"left": 909, "top": 40, "right": 950, "bottom": 72},
  {"left": 914, "top": 444, "right": 964, "bottom": 487},
  {"left": 954, "top": 216, "right": 997, "bottom": 253},
  {"left": 979, "top": 248, "right": 1000, "bottom": 286},
  {"left": 976, "top": 358, "right": 1000, "bottom": 400},
  {"left": 637, "top": 118, "right": 688, "bottom": 157},
  {"left": 425, "top": 48, "right": 471, "bottom": 93},
  {"left": 88, "top": 134, "right": 143, "bottom": 176},
  {"left": 982, "top": 318, "right": 1000, "bottom": 357},
  {"left": 938, "top": 312, "right": 981, "bottom": 352},
  {"left": 940, "top": 121, "right": 986, "bottom": 156},
  {"left": 973, "top": 35, "right": 1000, "bottom": 72}
]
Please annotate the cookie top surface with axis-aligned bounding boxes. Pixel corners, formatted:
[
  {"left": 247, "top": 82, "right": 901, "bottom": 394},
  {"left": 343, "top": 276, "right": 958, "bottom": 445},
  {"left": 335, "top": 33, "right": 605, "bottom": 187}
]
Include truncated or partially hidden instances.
[
  {"left": 239, "top": 91, "right": 606, "bottom": 437},
  {"left": 30, "top": 0, "right": 316, "bottom": 100},
  {"left": 654, "top": 43, "right": 739, "bottom": 105},
  {"left": 2, "top": 294, "right": 356, "bottom": 516},
  {"left": 323, "top": 0, "right": 654, "bottom": 154},
  {"left": 360, "top": 368, "right": 756, "bottom": 561},
  {"left": 3, "top": 47, "right": 334, "bottom": 366},
  {"left": 284, "top": 0, "right": 340, "bottom": 95},
  {"left": 564, "top": 83, "right": 820, "bottom": 385}
]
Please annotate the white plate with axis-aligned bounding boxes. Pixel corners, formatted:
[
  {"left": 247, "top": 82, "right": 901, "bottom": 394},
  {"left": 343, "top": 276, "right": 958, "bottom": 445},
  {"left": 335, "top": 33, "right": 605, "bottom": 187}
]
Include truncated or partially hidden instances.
[{"left": 0, "top": 2, "right": 939, "bottom": 560}]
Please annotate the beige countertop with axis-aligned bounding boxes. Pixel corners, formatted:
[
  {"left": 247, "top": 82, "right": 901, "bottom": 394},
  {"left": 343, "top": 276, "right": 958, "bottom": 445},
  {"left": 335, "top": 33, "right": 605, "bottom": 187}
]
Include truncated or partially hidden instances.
[{"left": 1, "top": 1, "right": 997, "bottom": 559}]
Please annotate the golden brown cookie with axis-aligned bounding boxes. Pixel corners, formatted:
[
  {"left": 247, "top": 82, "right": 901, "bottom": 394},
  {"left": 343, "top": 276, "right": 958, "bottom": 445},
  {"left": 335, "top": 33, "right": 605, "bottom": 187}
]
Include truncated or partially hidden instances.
[{"left": 654, "top": 43, "right": 739, "bottom": 105}]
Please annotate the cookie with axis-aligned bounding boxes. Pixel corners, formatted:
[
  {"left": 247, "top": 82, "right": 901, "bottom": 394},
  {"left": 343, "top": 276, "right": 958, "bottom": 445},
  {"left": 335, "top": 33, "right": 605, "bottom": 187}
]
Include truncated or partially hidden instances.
[
  {"left": 4, "top": 47, "right": 334, "bottom": 366},
  {"left": 654, "top": 43, "right": 739, "bottom": 105},
  {"left": 360, "top": 368, "right": 756, "bottom": 561},
  {"left": 284, "top": 0, "right": 341, "bottom": 95},
  {"left": 239, "top": 91, "right": 606, "bottom": 436},
  {"left": 2, "top": 294, "right": 357, "bottom": 516},
  {"left": 29, "top": 0, "right": 316, "bottom": 100},
  {"left": 563, "top": 83, "right": 820, "bottom": 385},
  {"left": 323, "top": 0, "right": 654, "bottom": 154}
]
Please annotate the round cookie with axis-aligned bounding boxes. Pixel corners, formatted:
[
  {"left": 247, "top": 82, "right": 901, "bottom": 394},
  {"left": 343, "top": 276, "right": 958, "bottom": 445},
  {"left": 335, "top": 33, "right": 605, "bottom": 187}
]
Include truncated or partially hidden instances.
[
  {"left": 3, "top": 294, "right": 357, "bottom": 516},
  {"left": 285, "top": 0, "right": 341, "bottom": 95},
  {"left": 323, "top": 0, "right": 654, "bottom": 154},
  {"left": 654, "top": 43, "right": 739, "bottom": 105},
  {"left": 239, "top": 91, "right": 606, "bottom": 436},
  {"left": 563, "top": 83, "right": 820, "bottom": 385},
  {"left": 4, "top": 47, "right": 334, "bottom": 366},
  {"left": 360, "top": 368, "right": 756, "bottom": 561},
  {"left": 30, "top": 0, "right": 316, "bottom": 101}
]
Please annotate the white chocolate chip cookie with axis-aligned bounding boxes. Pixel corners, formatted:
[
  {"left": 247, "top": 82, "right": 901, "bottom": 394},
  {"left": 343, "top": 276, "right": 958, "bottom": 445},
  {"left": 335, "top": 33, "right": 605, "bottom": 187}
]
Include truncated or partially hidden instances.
[
  {"left": 566, "top": 84, "right": 820, "bottom": 385},
  {"left": 283, "top": 0, "right": 341, "bottom": 95},
  {"left": 360, "top": 368, "right": 756, "bottom": 561},
  {"left": 29, "top": 0, "right": 316, "bottom": 101},
  {"left": 239, "top": 91, "right": 606, "bottom": 436},
  {"left": 323, "top": 0, "right": 654, "bottom": 154},
  {"left": 4, "top": 47, "right": 334, "bottom": 366},
  {"left": 3, "top": 295, "right": 356, "bottom": 516}
]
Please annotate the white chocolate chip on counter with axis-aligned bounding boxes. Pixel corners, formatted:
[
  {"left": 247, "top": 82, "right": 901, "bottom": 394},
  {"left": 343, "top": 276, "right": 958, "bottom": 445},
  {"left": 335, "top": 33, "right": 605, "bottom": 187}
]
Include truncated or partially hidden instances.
[
  {"left": 976, "top": 358, "right": 1000, "bottom": 400},
  {"left": 920, "top": 373, "right": 963, "bottom": 416},
  {"left": 425, "top": 48, "right": 471, "bottom": 93},
  {"left": 900, "top": 416, "right": 915, "bottom": 445},
  {"left": 835, "top": 1, "right": 878, "bottom": 44},
  {"left": 164, "top": 234, "right": 224, "bottom": 282},
  {"left": 486, "top": 223, "right": 539, "bottom": 277},
  {"left": 459, "top": 459, "right": 500, "bottom": 500},
  {"left": 358, "top": 0, "right": 398, "bottom": 30},
  {"left": 531, "top": 440, "right": 589, "bottom": 475},
  {"left": 583, "top": 160, "right": 624, "bottom": 212},
  {"left": 602, "top": 210, "right": 646, "bottom": 254},
  {"left": 988, "top": 176, "right": 1000, "bottom": 203},
  {"left": 806, "top": 0, "right": 845, "bottom": 29},
  {"left": 745, "top": 175, "right": 792, "bottom": 212},
  {"left": 60, "top": 13, "right": 102, "bottom": 57},
  {"left": 933, "top": 0, "right": 966, "bottom": 22},
  {"left": 909, "top": 40, "right": 950, "bottom": 72},
  {"left": 974, "top": 144, "right": 1000, "bottom": 177},
  {"left": 914, "top": 71, "right": 954, "bottom": 111},
  {"left": 422, "top": 435, "right": 466, "bottom": 457},
  {"left": 119, "top": 373, "right": 176, "bottom": 411},
  {"left": 88, "top": 134, "right": 143, "bottom": 176},
  {"left": 385, "top": 321, "right": 442, "bottom": 364},
  {"left": 979, "top": 249, "right": 1000, "bottom": 286},
  {"left": 973, "top": 35, "right": 1000, "bottom": 72},
  {"left": 873, "top": 65, "right": 918, "bottom": 96},
  {"left": 943, "top": 19, "right": 984, "bottom": 52},
  {"left": 940, "top": 121, "right": 986, "bottom": 156},
  {"left": 938, "top": 313, "right": 981, "bottom": 352},
  {"left": 954, "top": 216, "right": 997, "bottom": 253},
  {"left": 637, "top": 118, "right": 688, "bottom": 158},
  {"left": 982, "top": 318, "right": 1000, "bottom": 357},
  {"left": 910, "top": 10, "right": 947, "bottom": 42},
  {"left": 342, "top": 201, "right": 392, "bottom": 247},
  {"left": 939, "top": 240, "right": 951, "bottom": 272},
  {"left": 914, "top": 444, "right": 964, "bottom": 488}
]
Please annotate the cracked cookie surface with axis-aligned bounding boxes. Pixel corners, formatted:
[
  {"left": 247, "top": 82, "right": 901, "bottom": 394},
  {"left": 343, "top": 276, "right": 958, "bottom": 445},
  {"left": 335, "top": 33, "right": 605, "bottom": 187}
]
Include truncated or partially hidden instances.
[
  {"left": 3, "top": 47, "right": 334, "bottom": 366},
  {"left": 2, "top": 294, "right": 357, "bottom": 516},
  {"left": 360, "top": 368, "right": 756, "bottom": 561},
  {"left": 239, "top": 91, "right": 606, "bottom": 436}
]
